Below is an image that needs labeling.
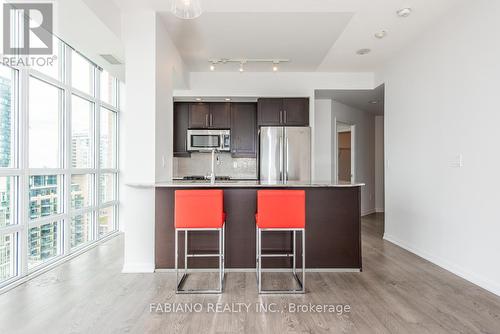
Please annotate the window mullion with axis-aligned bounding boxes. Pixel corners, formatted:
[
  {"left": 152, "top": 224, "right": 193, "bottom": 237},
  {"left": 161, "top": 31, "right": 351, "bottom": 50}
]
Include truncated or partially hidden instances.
[
  {"left": 18, "top": 65, "right": 29, "bottom": 277},
  {"left": 95, "top": 67, "right": 101, "bottom": 240},
  {"left": 63, "top": 43, "right": 72, "bottom": 256}
]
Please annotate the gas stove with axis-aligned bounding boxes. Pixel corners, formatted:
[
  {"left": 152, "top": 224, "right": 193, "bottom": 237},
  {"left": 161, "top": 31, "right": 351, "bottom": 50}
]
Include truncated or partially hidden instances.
[{"left": 182, "top": 176, "right": 231, "bottom": 181}]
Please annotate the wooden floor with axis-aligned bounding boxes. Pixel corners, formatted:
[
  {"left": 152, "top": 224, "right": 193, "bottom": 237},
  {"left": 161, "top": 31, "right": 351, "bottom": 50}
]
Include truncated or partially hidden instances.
[{"left": 1, "top": 213, "right": 500, "bottom": 333}]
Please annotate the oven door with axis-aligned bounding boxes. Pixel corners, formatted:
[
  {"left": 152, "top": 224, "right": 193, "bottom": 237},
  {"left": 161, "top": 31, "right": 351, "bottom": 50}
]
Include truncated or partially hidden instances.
[{"left": 187, "top": 131, "right": 222, "bottom": 151}]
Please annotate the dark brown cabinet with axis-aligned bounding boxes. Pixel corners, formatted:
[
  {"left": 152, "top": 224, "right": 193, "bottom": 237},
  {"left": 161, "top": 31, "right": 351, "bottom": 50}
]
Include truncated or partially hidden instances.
[
  {"left": 257, "top": 97, "right": 309, "bottom": 126},
  {"left": 188, "top": 103, "right": 210, "bottom": 128},
  {"left": 209, "top": 103, "right": 231, "bottom": 128},
  {"left": 282, "top": 98, "right": 309, "bottom": 126},
  {"left": 257, "top": 98, "right": 283, "bottom": 126},
  {"left": 173, "top": 102, "right": 190, "bottom": 157},
  {"left": 188, "top": 102, "right": 230, "bottom": 129},
  {"left": 230, "top": 103, "right": 257, "bottom": 158}
]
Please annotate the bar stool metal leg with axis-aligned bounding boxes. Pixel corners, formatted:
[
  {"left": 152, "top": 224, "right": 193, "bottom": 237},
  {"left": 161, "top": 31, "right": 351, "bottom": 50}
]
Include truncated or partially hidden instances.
[
  {"left": 257, "top": 228, "right": 305, "bottom": 294},
  {"left": 175, "top": 227, "right": 225, "bottom": 294}
]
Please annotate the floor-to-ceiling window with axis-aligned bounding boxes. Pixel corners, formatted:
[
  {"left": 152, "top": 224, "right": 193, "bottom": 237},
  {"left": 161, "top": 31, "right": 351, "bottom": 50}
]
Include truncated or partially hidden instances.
[{"left": 0, "top": 35, "right": 122, "bottom": 287}]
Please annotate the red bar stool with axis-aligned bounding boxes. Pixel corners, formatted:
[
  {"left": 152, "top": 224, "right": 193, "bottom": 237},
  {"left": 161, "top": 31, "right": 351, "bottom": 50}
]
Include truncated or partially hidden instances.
[
  {"left": 174, "top": 190, "right": 225, "bottom": 293},
  {"left": 255, "top": 190, "right": 306, "bottom": 294}
]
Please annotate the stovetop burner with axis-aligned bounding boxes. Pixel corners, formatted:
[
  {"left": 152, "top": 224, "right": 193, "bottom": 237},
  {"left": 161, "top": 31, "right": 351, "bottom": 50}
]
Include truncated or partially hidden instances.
[{"left": 183, "top": 176, "right": 231, "bottom": 181}]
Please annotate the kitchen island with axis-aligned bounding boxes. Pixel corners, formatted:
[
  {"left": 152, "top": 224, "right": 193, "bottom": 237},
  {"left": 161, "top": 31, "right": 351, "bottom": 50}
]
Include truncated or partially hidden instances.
[{"left": 152, "top": 181, "right": 364, "bottom": 271}]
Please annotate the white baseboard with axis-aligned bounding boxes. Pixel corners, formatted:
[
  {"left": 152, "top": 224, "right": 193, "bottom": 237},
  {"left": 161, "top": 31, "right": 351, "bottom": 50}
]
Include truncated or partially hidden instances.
[
  {"left": 383, "top": 233, "right": 500, "bottom": 297},
  {"left": 375, "top": 208, "right": 385, "bottom": 213},
  {"left": 155, "top": 268, "right": 360, "bottom": 273},
  {"left": 362, "top": 209, "right": 376, "bottom": 216},
  {"left": 122, "top": 262, "right": 155, "bottom": 273}
]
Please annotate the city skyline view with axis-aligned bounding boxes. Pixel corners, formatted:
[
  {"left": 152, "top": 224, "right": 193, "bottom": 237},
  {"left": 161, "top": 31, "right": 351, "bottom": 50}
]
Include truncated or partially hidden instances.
[{"left": 0, "top": 35, "right": 120, "bottom": 285}]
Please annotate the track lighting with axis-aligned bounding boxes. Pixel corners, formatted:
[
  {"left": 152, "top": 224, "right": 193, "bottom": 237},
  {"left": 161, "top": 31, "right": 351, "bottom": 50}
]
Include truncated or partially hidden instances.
[
  {"left": 272, "top": 61, "right": 279, "bottom": 72},
  {"left": 208, "top": 58, "right": 289, "bottom": 72}
]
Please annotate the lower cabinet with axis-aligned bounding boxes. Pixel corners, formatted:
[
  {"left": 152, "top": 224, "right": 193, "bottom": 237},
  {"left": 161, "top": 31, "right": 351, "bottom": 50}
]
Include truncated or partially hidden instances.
[{"left": 230, "top": 103, "right": 257, "bottom": 158}]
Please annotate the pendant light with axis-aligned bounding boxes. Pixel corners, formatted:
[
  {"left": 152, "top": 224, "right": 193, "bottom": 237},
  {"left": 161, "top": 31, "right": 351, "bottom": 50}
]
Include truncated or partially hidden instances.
[{"left": 171, "top": 0, "right": 203, "bottom": 19}]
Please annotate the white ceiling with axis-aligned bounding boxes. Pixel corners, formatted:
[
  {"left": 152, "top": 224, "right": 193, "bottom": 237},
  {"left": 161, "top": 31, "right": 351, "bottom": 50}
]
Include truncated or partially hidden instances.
[
  {"left": 159, "top": 12, "right": 352, "bottom": 72},
  {"left": 110, "top": 0, "right": 462, "bottom": 72},
  {"left": 316, "top": 84, "right": 385, "bottom": 115}
]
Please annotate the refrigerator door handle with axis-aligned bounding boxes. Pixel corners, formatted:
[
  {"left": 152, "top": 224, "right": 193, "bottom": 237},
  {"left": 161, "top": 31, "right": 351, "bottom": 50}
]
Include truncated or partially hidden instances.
[
  {"left": 279, "top": 135, "right": 283, "bottom": 181},
  {"left": 285, "top": 136, "right": 289, "bottom": 181}
]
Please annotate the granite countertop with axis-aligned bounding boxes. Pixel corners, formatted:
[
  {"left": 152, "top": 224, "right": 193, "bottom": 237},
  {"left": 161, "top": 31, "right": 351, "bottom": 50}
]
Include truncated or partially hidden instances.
[{"left": 126, "top": 180, "right": 365, "bottom": 188}]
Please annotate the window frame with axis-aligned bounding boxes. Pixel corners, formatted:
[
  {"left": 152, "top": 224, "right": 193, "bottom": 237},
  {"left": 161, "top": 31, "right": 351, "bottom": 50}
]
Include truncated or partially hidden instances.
[{"left": 0, "top": 33, "right": 121, "bottom": 288}]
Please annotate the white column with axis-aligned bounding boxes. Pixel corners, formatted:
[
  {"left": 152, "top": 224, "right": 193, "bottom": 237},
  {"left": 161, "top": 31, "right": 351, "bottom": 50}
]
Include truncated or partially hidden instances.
[{"left": 120, "top": 11, "right": 157, "bottom": 272}]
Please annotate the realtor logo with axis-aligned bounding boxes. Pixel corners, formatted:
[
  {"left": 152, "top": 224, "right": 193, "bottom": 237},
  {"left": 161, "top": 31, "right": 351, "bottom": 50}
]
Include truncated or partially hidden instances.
[{"left": 3, "top": 3, "right": 53, "bottom": 55}]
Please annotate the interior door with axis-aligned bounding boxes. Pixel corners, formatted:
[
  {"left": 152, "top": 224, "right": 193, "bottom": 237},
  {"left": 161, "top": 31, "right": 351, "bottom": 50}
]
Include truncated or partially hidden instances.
[{"left": 259, "top": 127, "right": 283, "bottom": 182}]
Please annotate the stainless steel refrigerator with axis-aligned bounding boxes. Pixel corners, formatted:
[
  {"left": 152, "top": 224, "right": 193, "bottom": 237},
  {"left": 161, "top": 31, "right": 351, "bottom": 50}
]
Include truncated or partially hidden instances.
[{"left": 259, "top": 127, "right": 311, "bottom": 182}]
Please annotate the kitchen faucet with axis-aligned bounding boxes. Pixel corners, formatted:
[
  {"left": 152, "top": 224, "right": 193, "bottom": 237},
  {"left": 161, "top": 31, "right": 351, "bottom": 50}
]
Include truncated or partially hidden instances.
[{"left": 207, "top": 148, "right": 218, "bottom": 184}]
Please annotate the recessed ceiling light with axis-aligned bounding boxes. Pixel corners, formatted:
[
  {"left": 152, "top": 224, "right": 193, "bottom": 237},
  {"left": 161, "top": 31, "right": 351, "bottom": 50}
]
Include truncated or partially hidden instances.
[
  {"left": 396, "top": 8, "right": 412, "bottom": 17},
  {"left": 369, "top": 100, "right": 379, "bottom": 104},
  {"left": 374, "top": 30, "right": 387, "bottom": 39},
  {"left": 210, "top": 64, "right": 215, "bottom": 71},
  {"left": 356, "top": 48, "right": 371, "bottom": 55},
  {"left": 196, "top": 98, "right": 202, "bottom": 101}
]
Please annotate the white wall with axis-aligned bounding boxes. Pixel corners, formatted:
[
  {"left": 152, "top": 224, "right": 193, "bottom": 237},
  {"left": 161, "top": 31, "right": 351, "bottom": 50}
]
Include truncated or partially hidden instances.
[
  {"left": 53, "top": 0, "right": 125, "bottom": 80},
  {"left": 155, "top": 17, "right": 188, "bottom": 183},
  {"left": 120, "top": 11, "right": 186, "bottom": 273},
  {"left": 378, "top": 0, "right": 500, "bottom": 295},
  {"left": 375, "top": 116, "right": 384, "bottom": 212},
  {"left": 313, "top": 99, "right": 332, "bottom": 182},
  {"left": 331, "top": 101, "right": 375, "bottom": 216}
]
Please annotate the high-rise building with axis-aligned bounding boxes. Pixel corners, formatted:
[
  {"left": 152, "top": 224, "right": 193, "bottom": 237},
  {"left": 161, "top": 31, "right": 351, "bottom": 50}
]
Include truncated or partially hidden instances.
[
  {"left": 0, "top": 75, "right": 11, "bottom": 168},
  {"left": 0, "top": 73, "right": 12, "bottom": 280}
]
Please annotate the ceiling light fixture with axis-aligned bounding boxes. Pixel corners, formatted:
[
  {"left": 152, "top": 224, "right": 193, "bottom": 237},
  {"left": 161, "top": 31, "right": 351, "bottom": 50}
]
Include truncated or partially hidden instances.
[
  {"left": 396, "top": 7, "right": 412, "bottom": 18},
  {"left": 208, "top": 58, "right": 289, "bottom": 72},
  {"left": 374, "top": 30, "right": 387, "bottom": 39},
  {"left": 225, "top": 98, "right": 231, "bottom": 101},
  {"left": 171, "top": 0, "right": 203, "bottom": 19},
  {"left": 272, "top": 61, "right": 279, "bottom": 72},
  {"left": 196, "top": 98, "right": 202, "bottom": 101},
  {"left": 356, "top": 48, "right": 371, "bottom": 55}
]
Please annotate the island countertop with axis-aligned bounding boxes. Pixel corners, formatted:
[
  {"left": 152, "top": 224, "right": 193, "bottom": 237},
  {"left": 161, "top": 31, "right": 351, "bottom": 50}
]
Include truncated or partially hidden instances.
[
  {"left": 154, "top": 182, "right": 363, "bottom": 270},
  {"left": 128, "top": 180, "right": 365, "bottom": 188}
]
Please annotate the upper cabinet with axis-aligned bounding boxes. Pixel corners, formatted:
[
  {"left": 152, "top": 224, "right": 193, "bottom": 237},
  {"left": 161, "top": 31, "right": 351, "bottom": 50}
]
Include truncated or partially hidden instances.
[
  {"left": 209, "top": 102, "right": 231, "bottom": 128},
  {"left": 188, "top": 102, "right": 230, "bottom": 129},
  {"left": 188, "top": 103, "right": 210, "bottom": 128},
  {"left": 230, "top": 103, "right": 257, "bottom": 158},
  {"left": 257, "top": 98, "right": 309, "bottom": 126},
  {"left": 173, "top": 102, "right": 190, "bottom": 157}
]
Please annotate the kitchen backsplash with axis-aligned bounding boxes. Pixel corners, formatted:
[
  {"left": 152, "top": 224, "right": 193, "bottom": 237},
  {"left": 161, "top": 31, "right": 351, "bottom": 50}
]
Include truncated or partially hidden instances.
[{"left": 173, "top": 153, "right": 257, "bottom": 179}]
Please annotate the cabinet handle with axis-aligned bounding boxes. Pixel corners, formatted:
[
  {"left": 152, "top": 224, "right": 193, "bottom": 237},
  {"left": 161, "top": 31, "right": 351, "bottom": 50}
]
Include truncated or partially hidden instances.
[
  {"left": 205, "top": 114, "right": 209, "bottom": 127},
  {"left": 279, "top": 110, "right": 283, "bottom": 124},
  {"left": 284, "top": 110, "right": 287, "bottom": 124},
  {"left": 210, "top": 114, "right": 213, "bottom": 126}
]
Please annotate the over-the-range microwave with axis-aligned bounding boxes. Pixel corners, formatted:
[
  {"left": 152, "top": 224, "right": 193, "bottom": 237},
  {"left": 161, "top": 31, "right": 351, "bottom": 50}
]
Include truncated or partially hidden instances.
[{"left": 187, "top": 129, "right": 231, "bottom": 152}]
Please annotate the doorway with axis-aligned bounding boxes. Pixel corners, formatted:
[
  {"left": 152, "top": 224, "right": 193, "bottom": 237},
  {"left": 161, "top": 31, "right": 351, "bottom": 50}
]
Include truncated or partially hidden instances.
[{"left": 336, "top": 121, "right": 355, "bottom": 183}]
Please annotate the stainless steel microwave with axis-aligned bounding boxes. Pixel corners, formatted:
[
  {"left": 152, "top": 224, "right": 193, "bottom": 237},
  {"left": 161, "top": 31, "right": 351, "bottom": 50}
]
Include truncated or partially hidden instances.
[{"left": 187, "top": 129, "right": 231, "bottom": 152}]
